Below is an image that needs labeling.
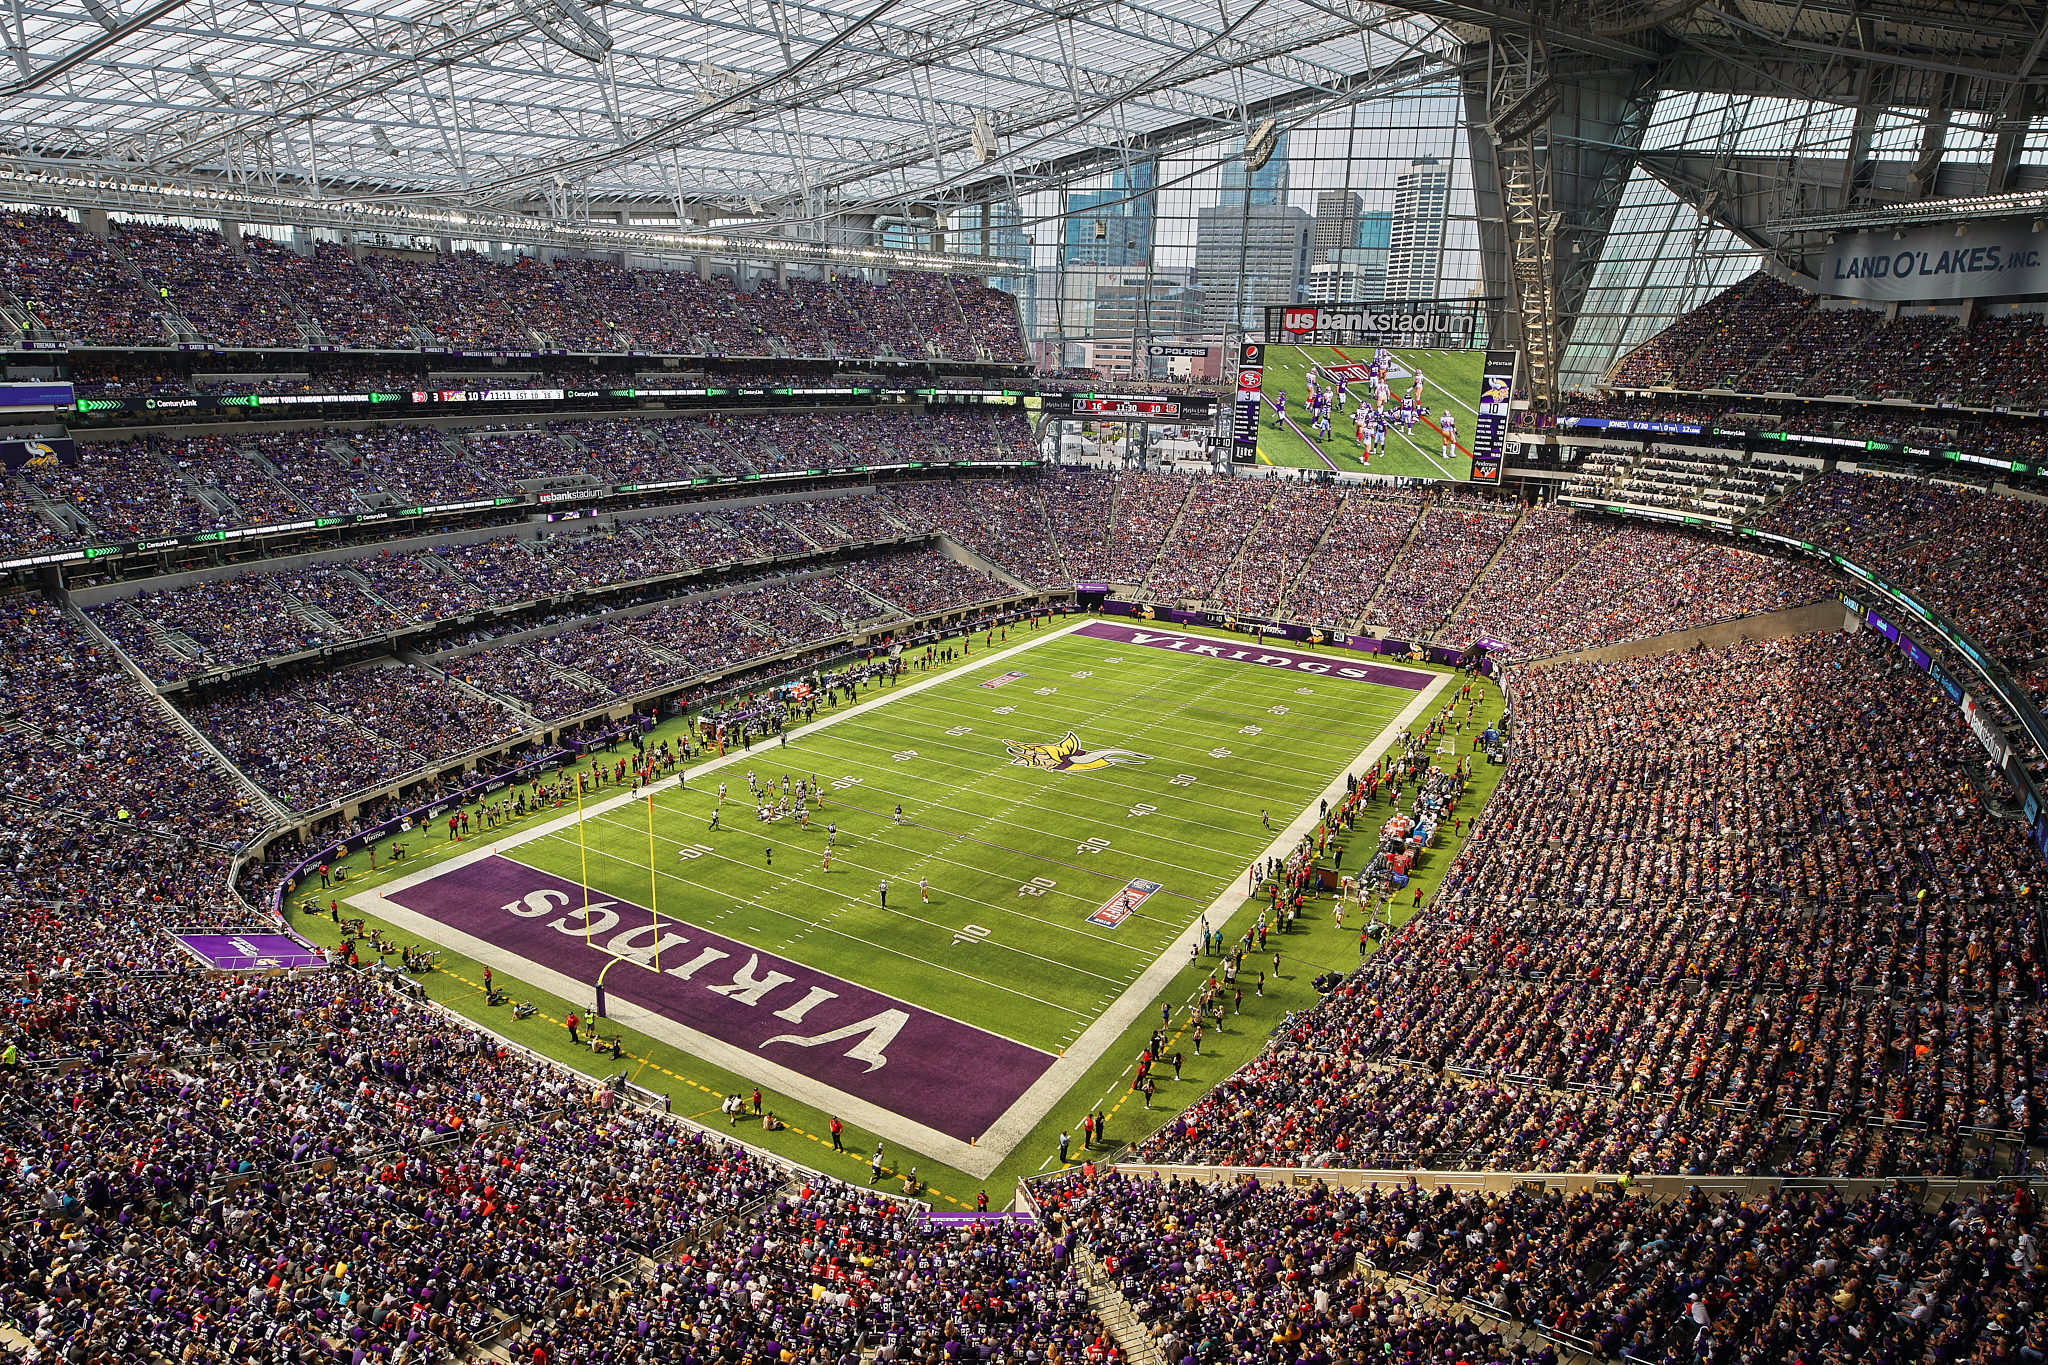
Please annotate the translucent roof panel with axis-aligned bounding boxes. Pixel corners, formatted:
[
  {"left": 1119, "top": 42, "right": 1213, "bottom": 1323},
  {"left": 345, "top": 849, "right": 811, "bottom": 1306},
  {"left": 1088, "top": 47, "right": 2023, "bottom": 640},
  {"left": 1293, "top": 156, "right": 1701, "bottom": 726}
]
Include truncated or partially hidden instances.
[{"left": 0, "top": 0, "right": 1457, "bottom": 212}]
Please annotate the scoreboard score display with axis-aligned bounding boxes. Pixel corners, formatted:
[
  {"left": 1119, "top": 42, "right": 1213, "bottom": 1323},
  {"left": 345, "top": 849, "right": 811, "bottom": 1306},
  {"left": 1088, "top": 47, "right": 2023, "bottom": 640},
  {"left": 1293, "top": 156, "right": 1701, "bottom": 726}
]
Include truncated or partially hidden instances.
[
  {"left": 1072, "top": 396, "right": 1184, "bottom": 419},
  {"left": 1044, "top": 392, "right": 1215, "bottom": 420}
]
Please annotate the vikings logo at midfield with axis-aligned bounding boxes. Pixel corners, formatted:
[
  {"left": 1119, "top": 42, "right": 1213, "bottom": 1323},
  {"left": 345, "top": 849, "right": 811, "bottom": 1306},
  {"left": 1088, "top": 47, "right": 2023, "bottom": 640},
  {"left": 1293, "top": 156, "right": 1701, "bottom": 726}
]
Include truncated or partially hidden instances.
[{"left": 1003, "top": 732, "right": 1150, "bottom": 773}]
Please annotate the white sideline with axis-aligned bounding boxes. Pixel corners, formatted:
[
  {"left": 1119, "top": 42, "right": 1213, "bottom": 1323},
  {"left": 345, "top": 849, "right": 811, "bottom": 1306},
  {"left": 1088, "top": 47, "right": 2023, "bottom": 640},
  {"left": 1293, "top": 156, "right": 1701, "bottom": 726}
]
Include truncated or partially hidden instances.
[
  {"left": 972, "top": 664, "right": 1450, "bottom": 1155},
  {"left": 350, "top": 617, "right": 1454, "bottom": 1177},
  {"left": 355, "top": 618, "right": 1095, "bottom": 1179}
]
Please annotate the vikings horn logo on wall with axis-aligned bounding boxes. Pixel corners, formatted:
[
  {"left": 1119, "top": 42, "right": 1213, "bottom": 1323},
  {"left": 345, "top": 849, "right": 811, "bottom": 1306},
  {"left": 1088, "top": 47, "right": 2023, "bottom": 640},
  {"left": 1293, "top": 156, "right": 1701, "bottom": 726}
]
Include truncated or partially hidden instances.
[{"left": 1003, "top": 733, "right": 1150, "bottom": 772}]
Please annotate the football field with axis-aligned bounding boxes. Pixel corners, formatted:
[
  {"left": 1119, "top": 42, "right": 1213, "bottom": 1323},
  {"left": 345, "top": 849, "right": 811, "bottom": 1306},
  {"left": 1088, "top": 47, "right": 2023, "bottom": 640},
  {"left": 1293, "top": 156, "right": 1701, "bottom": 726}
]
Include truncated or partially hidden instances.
[
  {"left": 1256, "top": 344, "right": 1487, "bottom": 479},
  {"left": 354, "top": 617, "right": 1447, "bottom": 1179}
]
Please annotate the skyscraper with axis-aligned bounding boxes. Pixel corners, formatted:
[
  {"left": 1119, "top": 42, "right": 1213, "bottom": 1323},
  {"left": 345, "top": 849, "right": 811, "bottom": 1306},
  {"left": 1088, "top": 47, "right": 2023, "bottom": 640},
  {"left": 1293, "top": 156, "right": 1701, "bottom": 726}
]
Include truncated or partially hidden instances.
[
  {"left": 1195, "top": 203, "right": 1313, "bottom": 334},
  {"left": 1313, "top": 190, "right": 1363, "bottom": 255},
  {"left": 1063, "top": 162, "right": 1156, "bottom": 269},
  {"left": 1217, "top": 130, "right": 1290, "bottom": 207},
  {"left": 1194, "top": 128, "right": 1304, "bottom": 334},
  {"left": 1307, "top": 209, "right": 1392, "bottom": 304},
  {"left": 1385, "top": 157, "right": 1450, "bottom": 301}
]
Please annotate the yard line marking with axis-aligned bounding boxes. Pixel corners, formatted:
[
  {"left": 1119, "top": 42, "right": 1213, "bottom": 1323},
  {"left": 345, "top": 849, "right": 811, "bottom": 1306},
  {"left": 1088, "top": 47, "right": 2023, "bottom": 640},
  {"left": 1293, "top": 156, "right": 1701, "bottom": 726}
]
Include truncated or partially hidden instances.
[
  {"left": 522, "top": 828, "right": 1130, "bottom": 996},
  {"left": 971, "top": 665, "right": 1454, "bottom": 1157},
  {"left": 359, "top": 616, "right": 1462, "bottom": 1177},
  {"left": 560, "top": 807, "right": 1170, "bottom": 958}
]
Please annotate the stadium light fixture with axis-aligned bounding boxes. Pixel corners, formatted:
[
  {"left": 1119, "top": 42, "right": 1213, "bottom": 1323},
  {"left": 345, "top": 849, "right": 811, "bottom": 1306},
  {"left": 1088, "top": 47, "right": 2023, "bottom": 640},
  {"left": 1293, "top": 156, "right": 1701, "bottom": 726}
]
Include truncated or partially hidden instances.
[
  {"left": 1489, "top": 79, "right": 1559, "bottom": 145},
  {"left": 1244, "top": 118, "right": 1280, "bottom": 173},
  {"left": 1773, "top": 187, "right": 2048, "bottom": 233}
]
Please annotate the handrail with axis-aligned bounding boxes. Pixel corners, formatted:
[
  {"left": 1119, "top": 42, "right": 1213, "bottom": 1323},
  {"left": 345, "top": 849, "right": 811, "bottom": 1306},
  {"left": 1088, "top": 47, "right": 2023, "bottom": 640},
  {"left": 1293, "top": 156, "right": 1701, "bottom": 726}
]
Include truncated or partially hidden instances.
[{"left": 1738, "top": 525, "right": 2048, "bottom": 780}]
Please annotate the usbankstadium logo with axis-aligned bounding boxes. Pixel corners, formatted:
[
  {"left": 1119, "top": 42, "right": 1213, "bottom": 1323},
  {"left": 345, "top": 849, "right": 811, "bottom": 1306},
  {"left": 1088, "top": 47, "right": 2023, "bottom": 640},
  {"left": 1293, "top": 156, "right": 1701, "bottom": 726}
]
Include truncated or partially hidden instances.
[{"left": 1004, "top": 732, "right": 1149, "bottom": 773}]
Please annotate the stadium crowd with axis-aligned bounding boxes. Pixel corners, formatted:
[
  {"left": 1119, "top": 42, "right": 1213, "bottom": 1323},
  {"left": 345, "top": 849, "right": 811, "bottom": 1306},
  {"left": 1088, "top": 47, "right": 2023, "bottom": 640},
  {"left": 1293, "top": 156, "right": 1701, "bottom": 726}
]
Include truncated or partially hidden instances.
[
  {"left": 0, "top": 207, "right": 1028, "bottom": 361},
  {"left": 0, "top": 950, "right": 1133, "bottom": 1365},
  {"left": 1759, "top": 470, "right": 2048, "bottom": 665},
  {"left": 0, "top": 595, "right": 266, "bottom": 845},
  {"left": 8, "top": 409, "right": 1037, "bottom": 548},
  {"left": 6, "top": 215, "right": 2048, "bottom": 1365},
  {"left": 1438, "top": 512, "right": 1831, "bottom": 659},
  {"left": 145, "top": 545, "right": 1007, "bottom": 810},
  {"left": 1139, "top": 629, "right": 2046, "bottom": 1177},
  {"left": 1596, "top": 271, "right": 2048, "bottom": 407},
  {"left": 183, "top": 662, "right": 524, "bottom": 810},
  {"left": 1039, "top": 1168, "right": 2048, "bottom": 1365},
  {"left": 1371, "top": 499, "right": 1517, "bottom": 643}
]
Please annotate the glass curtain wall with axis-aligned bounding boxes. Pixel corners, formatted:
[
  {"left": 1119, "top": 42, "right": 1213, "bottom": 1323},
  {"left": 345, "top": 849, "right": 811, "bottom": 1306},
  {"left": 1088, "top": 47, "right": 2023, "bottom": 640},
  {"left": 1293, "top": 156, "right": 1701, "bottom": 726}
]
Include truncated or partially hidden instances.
[
  {"left": 954, "top": 85, "right": 1479, "bottom": 375},
  {"left": 1559, "top": 87, "right": 2048, "bottom": 389}
]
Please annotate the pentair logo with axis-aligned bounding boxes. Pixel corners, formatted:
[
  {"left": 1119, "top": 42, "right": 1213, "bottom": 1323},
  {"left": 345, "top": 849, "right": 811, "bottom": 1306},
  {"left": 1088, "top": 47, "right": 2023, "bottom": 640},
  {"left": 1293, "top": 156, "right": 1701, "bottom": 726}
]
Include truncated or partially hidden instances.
[{"left": 1282, "top": 307, "right": 1319, "bottom": 333}]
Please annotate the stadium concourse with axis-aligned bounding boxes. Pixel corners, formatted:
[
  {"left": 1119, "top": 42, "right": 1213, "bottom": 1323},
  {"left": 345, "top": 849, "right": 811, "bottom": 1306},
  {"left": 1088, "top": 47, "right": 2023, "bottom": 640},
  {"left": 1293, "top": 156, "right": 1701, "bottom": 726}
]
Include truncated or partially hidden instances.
[{"left": 7, "top": 256, "right": 2048, "bottom": 1365}]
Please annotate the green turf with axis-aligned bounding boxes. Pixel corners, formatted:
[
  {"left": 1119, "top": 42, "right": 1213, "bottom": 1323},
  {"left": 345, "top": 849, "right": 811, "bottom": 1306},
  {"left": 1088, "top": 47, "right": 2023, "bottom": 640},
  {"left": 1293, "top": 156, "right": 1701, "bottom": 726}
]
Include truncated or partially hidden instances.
[
  {"left": 508, "top": 627, "right": 1421, "bottom": 1054},
  {"left": 1256, "top": 345, "right": 1488, "bottom": 480},
  {"left": 287, "top": 617, "right": 1510, "bottom": 1208}
]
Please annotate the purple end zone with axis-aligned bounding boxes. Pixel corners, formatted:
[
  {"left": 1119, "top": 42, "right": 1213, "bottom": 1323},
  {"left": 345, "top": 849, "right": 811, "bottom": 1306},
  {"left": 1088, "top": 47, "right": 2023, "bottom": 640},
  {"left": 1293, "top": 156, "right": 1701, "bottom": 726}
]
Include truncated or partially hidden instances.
[
  {"left": 1073, "top": 619, "right": 1432, "bottom": 690},
  {"left": 172, "top": 933, "right": 328, "bottom": 970},
  {"left": 384, "top": 855, "right": 1055, "bottom": 1144}
]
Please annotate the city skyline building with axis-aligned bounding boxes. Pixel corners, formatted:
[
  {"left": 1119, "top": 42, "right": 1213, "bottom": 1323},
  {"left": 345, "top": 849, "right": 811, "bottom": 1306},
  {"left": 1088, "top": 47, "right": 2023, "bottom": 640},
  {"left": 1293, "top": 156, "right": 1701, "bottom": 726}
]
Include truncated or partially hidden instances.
[
  {"left": 1195, "top": 202, "right": 1313, "bottom": 333},
  {"left": 1385, "top": 156, "right": 1450, "bottom": 300},
  {"left": 1063, "top": 162, "right": 1157, "bottom": 269}
]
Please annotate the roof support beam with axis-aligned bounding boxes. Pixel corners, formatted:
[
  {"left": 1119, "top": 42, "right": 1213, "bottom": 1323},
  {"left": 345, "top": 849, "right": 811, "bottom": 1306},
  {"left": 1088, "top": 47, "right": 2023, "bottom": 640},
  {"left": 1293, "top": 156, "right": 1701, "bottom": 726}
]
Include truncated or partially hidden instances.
[{"left": 4, "top": 0, "right": 187, "bottom": 94}]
